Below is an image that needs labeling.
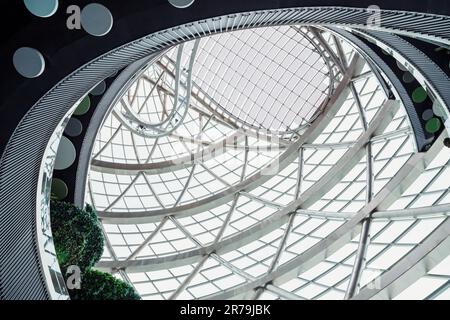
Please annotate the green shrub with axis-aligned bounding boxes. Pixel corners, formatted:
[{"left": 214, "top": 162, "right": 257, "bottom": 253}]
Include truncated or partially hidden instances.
[
  {"left": 50, "top": 200, "right": 104, "bottom": 273},
  {"left": 50, "top": 200, "right": 141, "bottom": 300},
  {"left": 70, "top": 269, "right": 141, "bottom": 300}
]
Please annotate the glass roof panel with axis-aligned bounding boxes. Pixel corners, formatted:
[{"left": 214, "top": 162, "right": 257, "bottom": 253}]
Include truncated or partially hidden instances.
[{"left": 84, "top": 25, "right": 449, "bottom": 300}]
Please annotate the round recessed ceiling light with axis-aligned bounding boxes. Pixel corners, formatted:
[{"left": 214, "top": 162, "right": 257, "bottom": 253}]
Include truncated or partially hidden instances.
[
  {"left": 74, "top": 96, "right": 91, "bottom": 116},
  {"left": 81, "top": 3, "right": 113, "bottom": 37},
  {"left": 432, "top": 101, "right": 446, "bottom": 118},
  {"left": 402, "top": 72, "right": 415, "bottom": 84},
  {"left": 422, "top": 109, "right": 434, "bottom": 121},
  {"left": 412, "top": 87, "right": 427, "bottom": 104},
  {"left": 64, "top": 118, "right": 83, "bottom": 137},
  {"left": 51, "top": 178, "right": 68, "bottom": 200},
  {"left": 13, "top": 47, "right": 46, "bottom": 78},
  {"left": 425, "top": 118, "right": 441, "bottom": 134},
  {"left": 55, "top": 136, "right": 76, "bottom": 170},
  {"left": 168, "top": 0, "right": 195, "bottom": 9},
  {"left": 396, "top": 60, "right": 408, "bottom": 72},
  {"left": 91, "top": 81, "right": 107, "bottom": 96},
  {"left": 23, "top": 0, "right": 58, "bottom": 18}
]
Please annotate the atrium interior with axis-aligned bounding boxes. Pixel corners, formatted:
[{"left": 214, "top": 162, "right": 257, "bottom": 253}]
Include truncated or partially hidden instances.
[
  {"left": 83, "top": 26, "right": 450, "bottom": 300},
  {"left": 0, "top": 0, "right": 449, "bottom": 301}
]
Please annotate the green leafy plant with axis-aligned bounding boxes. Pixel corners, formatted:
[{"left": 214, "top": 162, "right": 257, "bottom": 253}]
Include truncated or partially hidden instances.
[
  {"left": 50, "top": 200, "right": 141, "bottom": 300},
  {"left": 70, "top": 269, "right": 141, "bottom": 300},
  {"left": 50, "top": 200, "right": 104, "bottom": 273}
]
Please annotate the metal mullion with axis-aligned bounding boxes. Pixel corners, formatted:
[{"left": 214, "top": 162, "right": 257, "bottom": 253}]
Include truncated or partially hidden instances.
[
  {"left": 173, "top": 164, "right": 197, "bottom": 207},
  {"left": 212, "top": 193, "right": 240, "bottom": 246},
  {"left": 169, "top": 216, "right": 202, "bottom": 248},
  {"left": 408, "top": 189, "right": 448, "bottom": 210},
  {"left": 124, "top": 217, "right": 169, "bottom": 262},
  {"left": 371, "top": 133, "right": 407, "bottom": 163},
  {"left": 104, "top": 172, "right": 142, "bottom": 212},
  {"left": 345, "top": 138, "right": 374, "bottom": 297},
  {"left": 408, "top": 165, "right": 449, "bottom": 208},
  {"left": 301, "top": 162, "right": 332, "bottom": 184},
  {"left": 337, "top": 187, "right": 367, "bottom": 214},
  {"left": 286, "top": 218, "right": 328, "bottom": 251},
  {"left": 363, "top": 220, "right": 421, "bottom": 273},
  {"left": 157, "top": 87, "right": 169, "bottom": 121},
  {"left": 87, "top": 180, "right": 97, "bottom": 208},
  {"left": 212, "top": 253, "right": 255, "bottom": 282},
  {"left": 386, "top": 219, "right": 422, "bottom": 245},
  {"left": 179, "top": 137, "right": 195, "bottom": 157},
  {"left": 93, "top": 123, "right": 123, "bottom": 160},
  {"left": 352, "top": 70, "right": 373, "bottom": 82},
  {"left": 372, "top": 137, "right": 411, "bottom": 181},
  {"left": 199, "top": 162, "right": 231, "bottom": 188},
  {"left": 136, "top": 70, "right": 165, "bottom": 115},
  {"left": 239, "top": 191, "right": 283, "bottom": 210},
  {"left": 130, "top": 132, "right": 141, "bottom": 164},
  {"left": 267, "top": 214, "right": 296, "bottom": 275},
  {"left": 357, "top": 87, "right": 382, "bottom": 116},
  {"left": 128, "top": 77, "right": 142, "bottom": 106},
  {"left": 314, "top": 282, "right": 347, "bottom": 300},
  {"left": 142, "top": 173, "right": 166, "bottom": 209},
  {"left": 291, "top": 277, "right": 334, "bottom": 300},
  {"left": 433, "top": 188, "right": 450, "bottom": 207},
  {"left": 340, "top": 113, "right": 366, "bottom": 143},
  {"left": 311, "top": 260, "right": 353, "bottom": 293},
  {"left": 100, "top": 223, "right": 121, "bottom": 272},
  {"left": 320, "top": 162, "right": 367, "bottom": 207},
  {"left": 321, "top": 113, "right": 350, "bottom": 141},
  {"left": 294, "top": 148, "right": 304, "bottom": 200},
  {"left": 424, "top": 279, "right": 450, "bottom": 300},
  {"left": 265, "top": 284, "right": 305, "bottom": 300}
]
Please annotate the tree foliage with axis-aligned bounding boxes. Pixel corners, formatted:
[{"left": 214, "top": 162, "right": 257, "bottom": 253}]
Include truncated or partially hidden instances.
[
  {"left": 70, "top": 269, "right": 141, "bottom": 300},
  {"left": 50, "top": 200, "right": 104, "bottom": 273},
  {"left": 50, "top": 200, "right": 140, "bottom": 300}
]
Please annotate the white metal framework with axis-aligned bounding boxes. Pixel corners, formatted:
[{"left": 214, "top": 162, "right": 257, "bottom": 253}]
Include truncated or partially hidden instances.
[{"left": 85, "top": 26, "right": 450, "bottom": 300}]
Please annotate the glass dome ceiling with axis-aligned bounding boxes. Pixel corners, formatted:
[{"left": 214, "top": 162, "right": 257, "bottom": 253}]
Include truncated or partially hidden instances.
[
  {"left": 85, "top": 25, "right": 450, "bottom": 300},
  {"left": 189, "top": 26, "right": 331, "bottom": 133}
]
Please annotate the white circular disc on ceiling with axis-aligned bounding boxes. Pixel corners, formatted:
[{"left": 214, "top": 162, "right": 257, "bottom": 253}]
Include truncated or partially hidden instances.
[
  {"left": 55, "top": 136, "right": 76, "bottom": 170},
  {"left": 13, "top": 47, "right": 46, "bottom": 78},
  {"left": 23, "top": 0, "right": 58, "bottom": 18},
  {"left": 81, "top": 3, "right": 113, "bottom": 37},
  {"left": 168, "top": 0, "right": 195, "bottom": 9},
  {"left": 91, "top": 81, "right": 107, "bottom": 96},
  {"left": 432, "top": 101, "right": 446, "bottom": 118},
  {"left": 396, "top": 60, "right": 408, "bottom": 72},
  {"left": 64, "top": 118, "right": 83, "bottom": 137}
]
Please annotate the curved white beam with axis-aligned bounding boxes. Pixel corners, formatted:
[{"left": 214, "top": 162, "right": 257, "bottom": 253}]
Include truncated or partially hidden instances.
[
  {"left": 91, "top": 130, "right": 288, "bottom": 175},
  {"left": 352, "top": 218, "right": 450, "bottom": 300},
  {"left": 97, "top": 132, "right": 445, "bottom": 304},
  {"left": 97, "top": 56, "right": 365, "bottom": 224},
  {"left": 96, "top": 99, "right": 404, "bottom": 272},
  {"left": 203, "top": 132, "right": 446, "bottom": 300},
  {"left": 115, "top": 40, "right": 200, "bottom": 138}
]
